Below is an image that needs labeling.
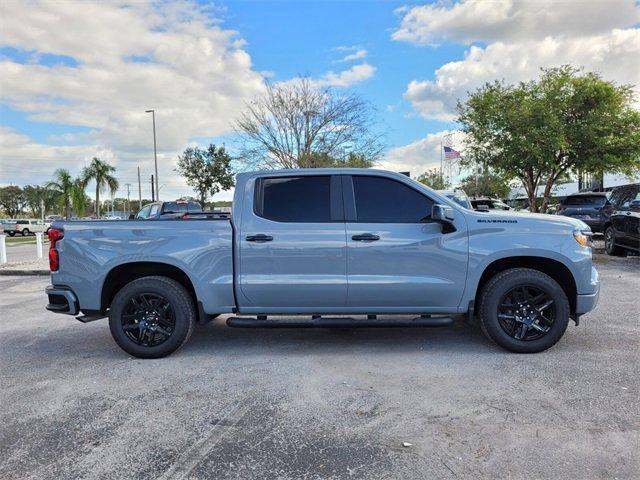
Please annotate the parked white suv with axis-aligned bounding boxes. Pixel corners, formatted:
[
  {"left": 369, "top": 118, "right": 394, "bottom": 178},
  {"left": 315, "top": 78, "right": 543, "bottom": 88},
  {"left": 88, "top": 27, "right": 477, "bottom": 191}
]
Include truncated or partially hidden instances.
[{"left": 3, "top": 219, "right": 46, "bottom": 236}]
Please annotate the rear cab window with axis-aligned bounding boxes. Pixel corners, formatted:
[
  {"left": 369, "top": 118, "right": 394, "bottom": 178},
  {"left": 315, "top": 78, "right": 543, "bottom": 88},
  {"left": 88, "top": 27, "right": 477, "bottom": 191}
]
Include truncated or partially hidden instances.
[{"left": 254, "top": 175, "right": 340, "bottom": 223}]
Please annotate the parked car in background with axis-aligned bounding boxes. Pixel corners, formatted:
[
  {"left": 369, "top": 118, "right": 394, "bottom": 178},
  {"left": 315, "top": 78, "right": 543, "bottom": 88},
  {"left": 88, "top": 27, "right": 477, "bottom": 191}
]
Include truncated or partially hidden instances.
[
  {"left": 135, "top": 200, "right": 202, "bottom": 220},
  {"left": 44, "top": 215, "right": 64, "bottom": 232},
  {"left": 3, "top": 219, "right": 46, "bottom": 236},
  {"left": 603, "top": 183, "right": 640, "bottom": 256},
  {"left": 557, "top": 192, "right": 610, "bottom": 232},
  {"left": 471, "top": 198, "right": 512, "bottom": 211},
  {"left": 436, "top": 189, "right": 472, "bottom": 210}
]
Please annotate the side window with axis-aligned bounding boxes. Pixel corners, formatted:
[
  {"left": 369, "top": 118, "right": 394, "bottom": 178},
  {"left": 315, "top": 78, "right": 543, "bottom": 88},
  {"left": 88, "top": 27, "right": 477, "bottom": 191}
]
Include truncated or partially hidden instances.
[
  {"left": 136, "top": 205, "right": 151, "bottom": 219},
  {"left": 257, "top": 176, "right": 333, "bottom": 223},
  {"left": 149, "top": 204, "right": 160, "bottom": 216},
  {"left": 352, "top": 176, "right": 434, "bottom": 223}
]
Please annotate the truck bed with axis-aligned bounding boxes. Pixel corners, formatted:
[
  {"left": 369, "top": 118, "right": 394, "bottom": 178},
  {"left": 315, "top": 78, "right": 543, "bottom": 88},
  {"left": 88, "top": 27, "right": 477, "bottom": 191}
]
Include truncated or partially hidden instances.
[{"left": 52, "top": 219, "right": 235, "bottom": 314}]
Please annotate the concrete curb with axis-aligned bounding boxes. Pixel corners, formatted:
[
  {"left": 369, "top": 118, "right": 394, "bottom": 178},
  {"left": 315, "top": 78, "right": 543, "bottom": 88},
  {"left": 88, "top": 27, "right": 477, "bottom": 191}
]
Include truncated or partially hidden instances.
[{"left": 0, "top": 270, "right": 50, "bottom": 276}]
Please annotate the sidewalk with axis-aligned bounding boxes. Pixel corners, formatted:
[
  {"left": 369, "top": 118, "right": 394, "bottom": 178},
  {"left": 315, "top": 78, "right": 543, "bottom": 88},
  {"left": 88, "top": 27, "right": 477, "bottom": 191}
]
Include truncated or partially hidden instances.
[{"left": 0, "top": 258, "right": 49, "bottom": 275}]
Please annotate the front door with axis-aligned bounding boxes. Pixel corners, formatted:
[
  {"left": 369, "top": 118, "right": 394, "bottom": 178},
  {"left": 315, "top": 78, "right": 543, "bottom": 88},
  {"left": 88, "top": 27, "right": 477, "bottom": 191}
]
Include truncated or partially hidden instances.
[
  {"left": 344, "top": 174, "right": 468, "bottom": 311},
  {"left": 238, "top": 174, "right": 347, "bottom": 311}
]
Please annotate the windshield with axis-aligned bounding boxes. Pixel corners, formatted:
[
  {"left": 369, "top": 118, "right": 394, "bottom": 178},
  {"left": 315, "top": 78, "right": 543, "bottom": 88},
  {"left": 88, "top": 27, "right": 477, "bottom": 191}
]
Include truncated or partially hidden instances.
[
  {"left": 563, "top": 196, "right": 607, "bottom": 206},
  {"left": 162, "top": 201, "right": 202, "bottom": 213},
  {"left": 445, "top": 193, "right": 472, "bottom": 210}
]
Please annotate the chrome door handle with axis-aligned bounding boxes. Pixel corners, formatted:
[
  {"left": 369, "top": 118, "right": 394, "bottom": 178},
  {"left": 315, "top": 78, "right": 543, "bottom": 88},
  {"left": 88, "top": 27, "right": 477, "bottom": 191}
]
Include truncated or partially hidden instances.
[
  {"left": 351, "top": 233, "right": 380, "bottom": 241},
  {"left": 246, "top": 234, "right": 273, "bottom": 242}
]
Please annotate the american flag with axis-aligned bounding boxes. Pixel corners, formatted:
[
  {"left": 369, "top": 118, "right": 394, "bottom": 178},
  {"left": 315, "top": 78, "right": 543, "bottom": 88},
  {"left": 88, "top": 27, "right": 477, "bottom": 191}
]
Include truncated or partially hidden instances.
[{"left": 444, "top": 146, "right": 461, "bottom": 159}]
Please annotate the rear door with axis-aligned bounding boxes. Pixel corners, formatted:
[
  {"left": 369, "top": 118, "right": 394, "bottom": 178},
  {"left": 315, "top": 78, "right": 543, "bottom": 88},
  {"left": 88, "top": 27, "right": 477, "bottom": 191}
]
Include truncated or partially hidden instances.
[
  {"left": 238, "top": 174, "right": 347, "bottom": 310},
  {"left": 344, "top": 174, "right": 468, "bottom": 311}
]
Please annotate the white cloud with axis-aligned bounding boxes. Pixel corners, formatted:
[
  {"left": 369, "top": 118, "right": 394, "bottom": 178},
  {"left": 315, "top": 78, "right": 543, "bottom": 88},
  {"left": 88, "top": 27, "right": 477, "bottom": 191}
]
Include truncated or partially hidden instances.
[
  {"left": 281, "top": 63, "right": 376, "bottom": 89},
  {"left": 0, "top": 0, "right": 264, "bottom": 199},
  {"left": 404, "top": 29, "right": 640, "bottom": 120},
  {"left": 393, "top": 0, "right": 640, "bottom": 121},
  {"left": 393, "top": 0, "right": 639, "bottom": 45},
  {"left": 341, "top": 49, "right": 368, "bottom": 62},
  {"left": 312, "top": 63, "right": 376, "bottom": 88},
  {"left": 380, "top": 130, "right": 464, "bottom": 177}
]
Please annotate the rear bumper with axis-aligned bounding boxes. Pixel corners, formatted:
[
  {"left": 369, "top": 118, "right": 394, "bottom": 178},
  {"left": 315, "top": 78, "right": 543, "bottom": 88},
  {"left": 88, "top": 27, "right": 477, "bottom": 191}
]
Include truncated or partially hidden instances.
[{"left": 45, "top": 285, "right": 79, "bottom": 315}]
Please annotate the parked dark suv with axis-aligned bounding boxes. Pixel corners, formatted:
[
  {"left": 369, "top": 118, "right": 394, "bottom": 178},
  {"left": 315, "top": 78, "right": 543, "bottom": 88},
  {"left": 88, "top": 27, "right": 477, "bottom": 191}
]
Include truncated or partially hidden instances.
[
  {"left": 557, "top": 192, "right": 610, "bottom": 233},
  {"left": 603, "top": 183, "right": 640, "bottom": 256}
]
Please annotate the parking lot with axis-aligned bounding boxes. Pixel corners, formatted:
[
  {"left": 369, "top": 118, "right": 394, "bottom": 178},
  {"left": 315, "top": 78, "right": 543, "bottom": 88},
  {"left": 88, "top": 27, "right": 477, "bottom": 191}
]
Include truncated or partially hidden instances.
[{"left": 0, "top": 253, "right": 638, "bottom": 480}]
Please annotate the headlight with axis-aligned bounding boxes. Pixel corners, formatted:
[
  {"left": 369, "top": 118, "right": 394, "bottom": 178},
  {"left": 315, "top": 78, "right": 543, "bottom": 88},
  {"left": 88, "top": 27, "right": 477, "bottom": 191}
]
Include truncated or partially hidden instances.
[{"left": 573, "top": 229, "right": 593, "bottom": 247}]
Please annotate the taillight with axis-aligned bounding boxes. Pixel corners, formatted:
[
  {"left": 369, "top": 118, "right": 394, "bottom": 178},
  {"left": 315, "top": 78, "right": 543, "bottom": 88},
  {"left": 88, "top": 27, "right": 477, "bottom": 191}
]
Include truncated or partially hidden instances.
[{"left": 48, "top": 228, "right": 64, "bottom": 271}]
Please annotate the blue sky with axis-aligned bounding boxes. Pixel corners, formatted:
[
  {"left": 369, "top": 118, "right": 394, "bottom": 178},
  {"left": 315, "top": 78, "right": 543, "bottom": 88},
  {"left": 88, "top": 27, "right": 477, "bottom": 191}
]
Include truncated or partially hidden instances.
[{"left": 1, "top": 0, "right": 638, "bottom": 201}]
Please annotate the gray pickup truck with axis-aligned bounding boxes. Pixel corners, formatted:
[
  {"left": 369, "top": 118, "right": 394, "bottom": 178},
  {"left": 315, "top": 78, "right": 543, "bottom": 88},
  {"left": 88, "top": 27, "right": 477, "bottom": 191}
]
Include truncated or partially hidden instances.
[{"left": 45, "top": 169, "right": 599, "bottom": 358}]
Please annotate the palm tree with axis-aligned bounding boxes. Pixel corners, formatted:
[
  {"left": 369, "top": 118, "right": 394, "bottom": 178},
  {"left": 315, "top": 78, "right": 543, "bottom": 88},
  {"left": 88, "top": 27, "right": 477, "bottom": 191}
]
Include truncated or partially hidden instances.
[
  {"left": 70, "top": 178, "right": 88, "bottom": 218},
  {"left": 82, "top": 157, "right": 119, "bottom": 217},
  {"left": 47, "top": 169, "right": 74, "bottom": 220}
]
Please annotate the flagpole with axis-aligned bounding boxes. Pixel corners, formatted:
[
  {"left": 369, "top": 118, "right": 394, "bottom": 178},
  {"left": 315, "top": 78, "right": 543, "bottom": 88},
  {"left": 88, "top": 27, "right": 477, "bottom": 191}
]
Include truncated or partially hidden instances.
[{"left": 440, "top": 137, "right": 443, "bottom": 175}]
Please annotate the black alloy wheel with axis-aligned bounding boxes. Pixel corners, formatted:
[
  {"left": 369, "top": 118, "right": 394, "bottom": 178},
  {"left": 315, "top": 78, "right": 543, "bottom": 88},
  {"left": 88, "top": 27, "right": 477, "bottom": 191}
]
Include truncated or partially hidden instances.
[
  {"left": 109, "top": 276, "right": 196, "bottom": 358},
  {"left": 497, "top": 285, "right": 555, "bottom": 341},
  {"left": 478, "top": 268, "right": 570, "bottom": 353},
  {"left": 121, "top": 293, "right": 176, "bottom": 347}
]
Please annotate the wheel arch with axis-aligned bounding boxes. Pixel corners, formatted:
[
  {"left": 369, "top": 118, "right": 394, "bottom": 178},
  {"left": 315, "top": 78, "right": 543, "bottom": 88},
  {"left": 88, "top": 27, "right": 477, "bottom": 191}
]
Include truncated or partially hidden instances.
[
  {"left": 474, "top": 256, "right": 577, "bottom": 315},
  {"left": 101, "top": 261, "right": 197, "bottom": 313}
]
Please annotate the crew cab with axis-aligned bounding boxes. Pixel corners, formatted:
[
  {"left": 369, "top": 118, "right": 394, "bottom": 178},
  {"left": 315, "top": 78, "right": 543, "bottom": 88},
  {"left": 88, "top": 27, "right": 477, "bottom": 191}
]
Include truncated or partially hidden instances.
[{"left": 45, "top": 169, "right": 600, "bottom": 358}]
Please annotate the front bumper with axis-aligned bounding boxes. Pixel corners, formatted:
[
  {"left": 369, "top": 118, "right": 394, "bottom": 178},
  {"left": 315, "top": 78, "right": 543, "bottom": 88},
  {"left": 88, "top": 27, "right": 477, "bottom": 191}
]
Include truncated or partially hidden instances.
[
  {"left": 45, "top": 286, "right": 79, "bottom": 315},
  {"left": 575, "top": 267, "right": 600, "bottom": 315}
]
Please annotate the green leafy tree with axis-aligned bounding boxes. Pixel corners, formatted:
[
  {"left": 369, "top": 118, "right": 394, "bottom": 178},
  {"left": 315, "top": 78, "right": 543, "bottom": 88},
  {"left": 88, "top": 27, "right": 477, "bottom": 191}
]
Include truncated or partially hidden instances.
[
  {"left": 82, "top": 157, "right": 119, "bottom": 217},
  {"left": 457, "top": 66, "right": 640, "bottom": 212},
  {"left": 176, "top": 144, "right": 234, "bottom": 206},
  {"left": 0, "top": 186, "right": 27, "bottom": 218},
  {"left": 458, "top": 170, "right": 512, "bottom": 199},
  {"left": 297, "top": 151, "right": 374, "bottom": 168},
  {"left": 416, "top": 168, "right": 451, "bottom": 190},
  {"left": 23, "top": 185, "right": 51, "bottom": 218}
]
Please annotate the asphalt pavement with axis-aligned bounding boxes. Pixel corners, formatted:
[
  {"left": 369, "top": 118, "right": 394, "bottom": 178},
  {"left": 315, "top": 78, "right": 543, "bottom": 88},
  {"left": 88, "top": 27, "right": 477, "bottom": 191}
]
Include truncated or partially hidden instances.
[{"left": 0, "top": 254, "right": 638, "bottom": 479}]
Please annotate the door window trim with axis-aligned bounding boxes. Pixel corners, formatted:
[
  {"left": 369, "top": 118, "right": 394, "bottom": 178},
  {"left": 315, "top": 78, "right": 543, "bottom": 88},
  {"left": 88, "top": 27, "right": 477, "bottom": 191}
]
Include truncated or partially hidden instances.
[{"left": 253, "top": 174, "right": 344, "bottom": 223}]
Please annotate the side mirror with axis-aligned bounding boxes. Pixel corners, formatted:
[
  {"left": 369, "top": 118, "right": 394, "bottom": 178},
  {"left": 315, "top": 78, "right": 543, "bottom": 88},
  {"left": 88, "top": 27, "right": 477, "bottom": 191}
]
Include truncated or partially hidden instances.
[
  {"left": 432, "top": 204, "right": 455, "bottom": 222},
  {"left": 129, "top": 214, "right": 135, "bottom": 220},
  {"left": 476, "top": 205, "right": 490, "bottom": 212},
  {"left": 630, "top": 199, "right": 640, "bottom": 211}
]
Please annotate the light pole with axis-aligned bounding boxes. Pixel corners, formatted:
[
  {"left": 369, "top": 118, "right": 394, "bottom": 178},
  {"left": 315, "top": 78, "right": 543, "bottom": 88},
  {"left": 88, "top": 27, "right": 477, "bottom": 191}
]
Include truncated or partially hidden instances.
[{"left": 145, "top": 109, "right": 159, "bottom": 201}]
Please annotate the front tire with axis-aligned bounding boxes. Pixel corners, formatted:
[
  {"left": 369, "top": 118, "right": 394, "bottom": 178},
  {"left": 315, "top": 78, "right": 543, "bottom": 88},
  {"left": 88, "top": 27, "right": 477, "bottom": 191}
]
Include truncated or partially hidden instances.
[
  {"left": 109, "top": 276, "right": 196, "bottom": 358},
  {"left": 478, "top": 268, "right": 570, "bottom": 353},
  {"left": 604, "top": 226, "right": 625, "bottom": 256},
  {"left": 21, "top": 228, "right": 29, "bottom": 236}
]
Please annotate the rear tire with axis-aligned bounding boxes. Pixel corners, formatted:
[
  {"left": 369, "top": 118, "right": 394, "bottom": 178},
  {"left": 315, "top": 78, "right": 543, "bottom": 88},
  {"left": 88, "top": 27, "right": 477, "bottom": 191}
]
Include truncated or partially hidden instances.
[
  {"left": 109, "top": 276, "right": 196, "bottom": 358},
  {"left": 8, "top": 232, "right": 15, "bottom": 237},
  {"left": 478, "top": 268, "right": 570, "bottom": 353},
  {"left": 21, "top": 228, "right": 29, "bottom": 236},
  {"left": 604, "top": 227, "right": 625, "bottom": 256}
]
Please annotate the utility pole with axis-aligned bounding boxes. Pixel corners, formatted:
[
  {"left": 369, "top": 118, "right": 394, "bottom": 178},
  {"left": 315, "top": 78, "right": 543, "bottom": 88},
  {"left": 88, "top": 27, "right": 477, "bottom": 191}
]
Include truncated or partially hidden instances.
[
  {"left": 145, "top": 109, "right": 159, "bottom": 201},
  {"left": 137, "top": 166, "right": 142, "bottom": 211},
  {"left": 125, "top": 183, "right": 131, "bottom": 218},
  {"left": 151, "top": 174, "right": 155, "bottom": 202}
]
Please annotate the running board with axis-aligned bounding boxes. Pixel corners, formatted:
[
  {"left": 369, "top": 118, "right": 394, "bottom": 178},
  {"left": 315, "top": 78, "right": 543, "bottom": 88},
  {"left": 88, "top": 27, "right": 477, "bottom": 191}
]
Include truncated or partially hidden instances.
[{"left": 226, "top": 316, "right": 454, "bottom": 329}]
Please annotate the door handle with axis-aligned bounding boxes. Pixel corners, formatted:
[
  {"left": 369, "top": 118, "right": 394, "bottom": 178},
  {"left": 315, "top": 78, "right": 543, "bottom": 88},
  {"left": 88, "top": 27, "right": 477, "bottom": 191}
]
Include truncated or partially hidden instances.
[
  {"left": 351, "top": 233, "right": 380, "bottom": 241},
  {"left": 246, "top": 234, "right": 273, "bottom": 242}
]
